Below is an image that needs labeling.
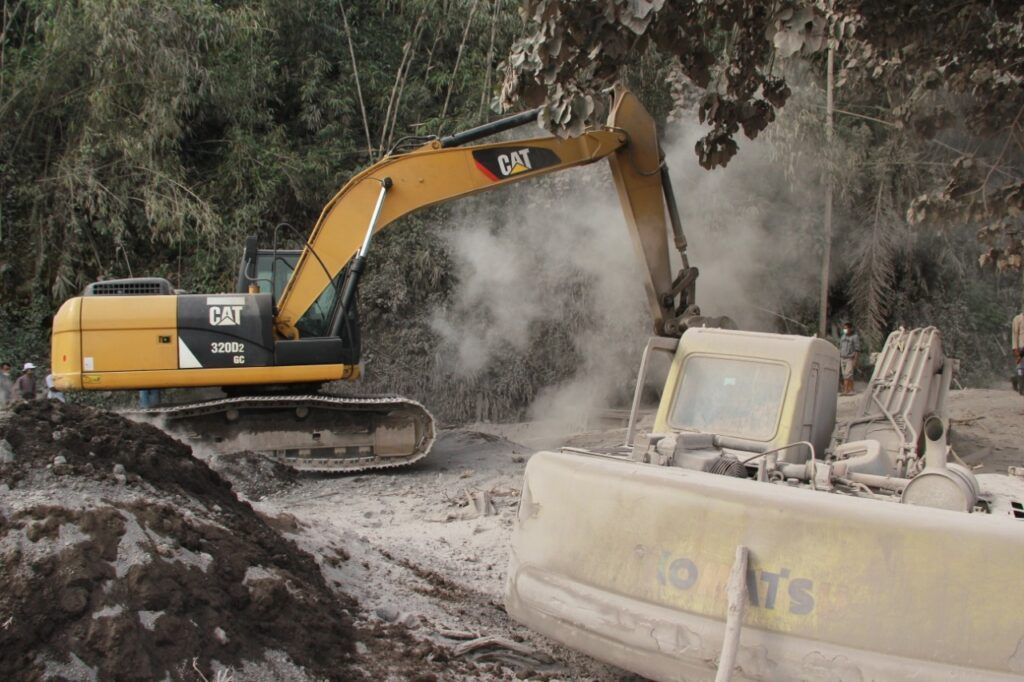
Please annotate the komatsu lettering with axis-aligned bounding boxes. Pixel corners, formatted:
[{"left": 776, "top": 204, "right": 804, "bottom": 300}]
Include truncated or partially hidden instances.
[{"left": 658, "top": 551, "right": 815, "bottom": 615}]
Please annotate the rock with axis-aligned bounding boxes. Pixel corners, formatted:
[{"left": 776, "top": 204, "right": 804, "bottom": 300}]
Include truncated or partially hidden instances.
[
  {"left": 375, "top": 606, "right": 399, "bottom": 622},
  {"left": 354, "top": 641, "right": 369, "bottom": 656},
  {"left": 0, "top": 439, "right": 15, "bottom": 464},
  {"left": 398, "top": 612, "right": 420, "bottom": 628},
  {"left": 112, "top": 463, "right": 126, "bottom": 475},
  {"left": 53, "top": 455, "right": 67, "bottom": 467},
  {"left": 512, "top": 455, "right": 525, "bottom": 464},
  {"left": 213, "top": 627, "right": 228, "bottom": 644},
  {"left": 59, "top": 587, "right": 89, "bottom": 615}
]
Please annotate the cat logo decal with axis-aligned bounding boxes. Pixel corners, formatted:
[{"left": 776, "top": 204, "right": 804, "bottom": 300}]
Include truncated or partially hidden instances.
[{"left": 473, "top": 146, "right": 560, "bottom": 181}]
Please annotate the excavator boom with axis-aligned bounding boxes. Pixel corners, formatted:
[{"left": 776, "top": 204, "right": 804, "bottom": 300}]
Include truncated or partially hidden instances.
[{"left": 275, "top": 90, "right": 698, "bottom": 340}]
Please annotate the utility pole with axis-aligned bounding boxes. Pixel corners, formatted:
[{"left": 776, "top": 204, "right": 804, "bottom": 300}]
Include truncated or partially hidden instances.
[{"left": 818, "top": 45, "right": 835, "bottom": 338}]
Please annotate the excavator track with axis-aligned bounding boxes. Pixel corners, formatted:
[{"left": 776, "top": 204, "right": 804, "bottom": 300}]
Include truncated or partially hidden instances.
[{"left": 136, "top": 394, "right": 435, "bottom": 473}]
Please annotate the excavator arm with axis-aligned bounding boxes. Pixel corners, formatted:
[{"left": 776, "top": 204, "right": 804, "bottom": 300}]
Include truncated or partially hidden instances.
[{"left": 274, "top": 90, "right": 707, "bottom": 341}]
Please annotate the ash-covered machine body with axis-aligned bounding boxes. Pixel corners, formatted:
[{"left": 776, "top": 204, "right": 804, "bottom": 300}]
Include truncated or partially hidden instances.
[
  {"left": 506, "top": 326, "right": 1024, "bottom": 680},
  {"left": 50, "top": 90, "right": 704, "bottom": 472}
]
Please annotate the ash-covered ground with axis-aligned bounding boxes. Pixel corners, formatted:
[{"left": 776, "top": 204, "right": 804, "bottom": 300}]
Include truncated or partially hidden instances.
[{"left": 2, "top": 388, "right": 1022, "bottom": 681}]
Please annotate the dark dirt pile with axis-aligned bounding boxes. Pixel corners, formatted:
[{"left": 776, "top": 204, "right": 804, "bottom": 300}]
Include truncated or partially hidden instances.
[{"left": 0, "top": 400, "right": 356, "bottom": 681}]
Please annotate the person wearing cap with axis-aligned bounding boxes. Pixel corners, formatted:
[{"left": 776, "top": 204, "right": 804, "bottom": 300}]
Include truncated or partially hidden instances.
[{"left": 14, "top": 362, "right": 37, "bottom": 401}]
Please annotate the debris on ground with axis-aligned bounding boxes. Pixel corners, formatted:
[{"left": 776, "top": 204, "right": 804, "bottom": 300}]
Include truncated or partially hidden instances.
[
  {"left": 465, "top": 489, "right": 497, "bottom": 517},
  {"left": 451, "top": 635, "right": 567, "bottom": 679}
]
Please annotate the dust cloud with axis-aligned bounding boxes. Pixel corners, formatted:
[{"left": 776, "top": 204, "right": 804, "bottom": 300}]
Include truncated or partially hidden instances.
[
  {"left": 663, "top": 121, "right": 821, "bottom": 333},
  {"left": 430, "top": 166, "right": 649, "bottom": 427},
  {"left": 432, "top": 114, "right": 821, "bottom": 425}
]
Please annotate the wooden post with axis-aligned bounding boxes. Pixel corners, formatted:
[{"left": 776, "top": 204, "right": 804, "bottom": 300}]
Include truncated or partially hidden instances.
[
  {"left": 715, "top": 545, "right": 750, "bottom": 682},
  {"left": 818, "top": 45, "right": 835, "bottom": 338}
]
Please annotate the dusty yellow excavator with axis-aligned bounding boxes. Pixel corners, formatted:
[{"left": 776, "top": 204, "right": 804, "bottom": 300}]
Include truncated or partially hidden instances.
[
  {"left": 507, "top": 326, "right": 1024, "bottom": 680},
  {"left": 51, "top": 89, "right": 713, "bottom": 472}
]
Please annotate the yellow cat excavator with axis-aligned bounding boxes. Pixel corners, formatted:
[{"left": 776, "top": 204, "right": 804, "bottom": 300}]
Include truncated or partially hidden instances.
[{"left": 50, "top": 89, "right": 717, "bottom": 472}]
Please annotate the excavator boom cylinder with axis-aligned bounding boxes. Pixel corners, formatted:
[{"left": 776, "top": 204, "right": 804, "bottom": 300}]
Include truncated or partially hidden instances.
[{"left": 439, "top": 108, "right": 541, "bottom": 148}]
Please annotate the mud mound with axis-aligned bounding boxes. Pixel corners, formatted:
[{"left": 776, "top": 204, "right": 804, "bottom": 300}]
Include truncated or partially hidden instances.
[
  {"left": 0, "top": 400, "right": 356, "bottom": 681},
  {"left": 1, "top": 399, "right": 238, "bottom": 509}
]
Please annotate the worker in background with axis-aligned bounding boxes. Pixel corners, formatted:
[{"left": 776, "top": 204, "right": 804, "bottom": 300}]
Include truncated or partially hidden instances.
[
  {"left": 1012, "top": 310, "right": 1024, "bottom": 395},
  {"left": 0, "top": 362, "right": 12, "bottom": 405},
  {"left": 45, "top": 371, "right": 65, "bottom": 403},
  {"left": 839, "top": 322, "right": 861, "bottom": 396},
  {"left": 14, "top": 362, "right": 37, "bottom": 401}
]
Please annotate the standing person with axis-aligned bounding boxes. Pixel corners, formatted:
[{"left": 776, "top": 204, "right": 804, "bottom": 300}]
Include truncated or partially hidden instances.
[
  {"left": 1011, "top": 310, "right": 1024, "bottom": 395},
  {"left": 139, "top": 389, "right": 161, "bottom": 408},
  {"left": 45, "top": 371, "right": 65, "bottom": 403},
  {"left": 14, "top": 362, "right": 37, "bottom": 401},
  {"left": 0, "top": 362, "right": 12, "bottom": 405},
  {"left": 839, "top": 322, "right": 861, "bottom": 396}
]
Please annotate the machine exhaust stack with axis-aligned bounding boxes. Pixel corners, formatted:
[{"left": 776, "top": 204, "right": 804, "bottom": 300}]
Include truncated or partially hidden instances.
[{"left": 901, "top": 415, "right": 979, "bottom": 512}]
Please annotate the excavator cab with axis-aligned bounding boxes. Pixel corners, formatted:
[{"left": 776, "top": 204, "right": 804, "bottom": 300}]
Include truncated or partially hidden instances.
[{"left": 234, "top": 235, "right": 359, "bottom": 350}]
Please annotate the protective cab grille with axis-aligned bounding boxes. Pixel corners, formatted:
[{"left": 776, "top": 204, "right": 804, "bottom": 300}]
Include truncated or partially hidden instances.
[{"left": 83, "top": 278, "right": 173, "bottom": 296}]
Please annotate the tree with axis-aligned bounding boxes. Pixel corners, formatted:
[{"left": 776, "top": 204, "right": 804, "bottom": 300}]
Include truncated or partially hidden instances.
[{"left": 502, "top": 1, "right": 1023, "bottom": 265}]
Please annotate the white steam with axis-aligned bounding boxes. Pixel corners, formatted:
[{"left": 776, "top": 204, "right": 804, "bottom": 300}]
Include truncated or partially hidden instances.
[
  {"left": 433, "top": 113, "right": 821, "bottom": 425},
  {"left": 663, "top": 121, "right": 821, "bottom": 331}
]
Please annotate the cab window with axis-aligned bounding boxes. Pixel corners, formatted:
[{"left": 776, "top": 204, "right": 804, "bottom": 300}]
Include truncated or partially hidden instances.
[{"left": 669, "top": 356, "right": 789, "bottom": 441}]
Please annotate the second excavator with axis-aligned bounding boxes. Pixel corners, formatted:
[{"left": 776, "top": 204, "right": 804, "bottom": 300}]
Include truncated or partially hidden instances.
[{"left": 50, "top": 89, "right": 712, "bottom": 473}]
